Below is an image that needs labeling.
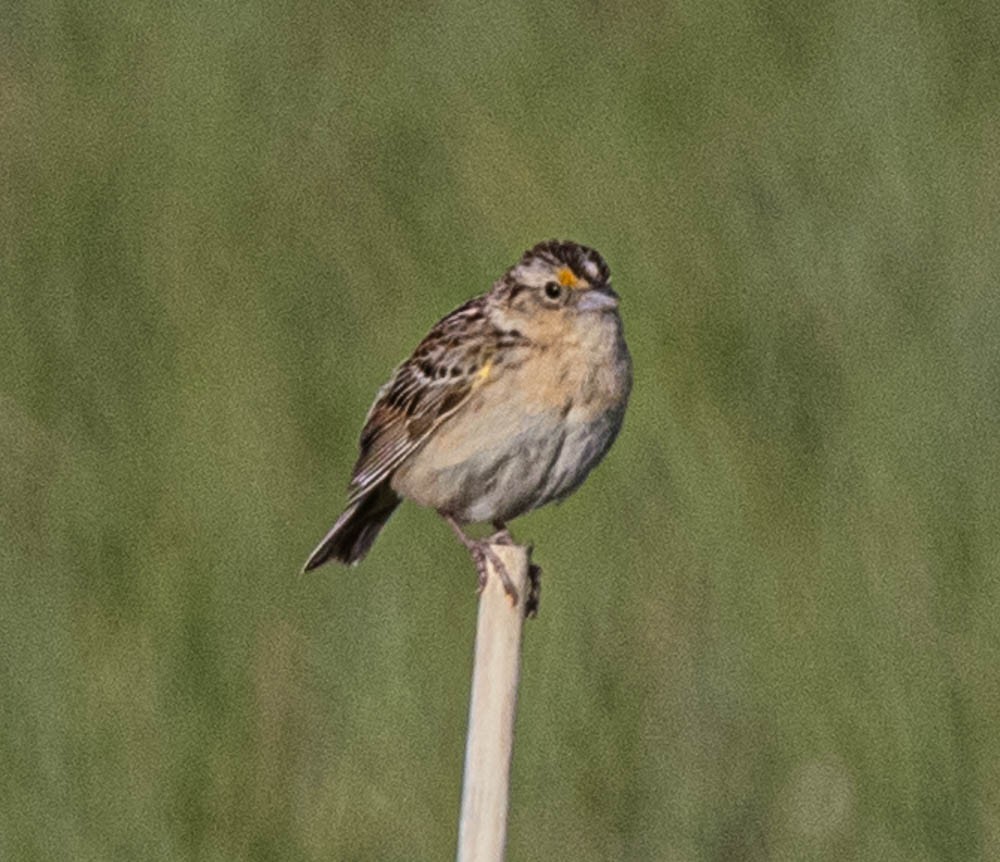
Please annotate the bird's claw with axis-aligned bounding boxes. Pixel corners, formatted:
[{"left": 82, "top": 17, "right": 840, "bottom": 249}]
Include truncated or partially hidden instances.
[
  {"left": 487, "top": 524, "right": 515, "bottom": 546},
  {"left": 525, "top": 561, "right": 542, "bottom": 619},
  {"left": 468, "top": 542, "right": 517, "bottom": 604}
]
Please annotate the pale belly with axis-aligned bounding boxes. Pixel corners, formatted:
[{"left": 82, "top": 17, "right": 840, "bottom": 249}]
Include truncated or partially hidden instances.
[{"left": 392, "top": 403, "right": 624, "bottom": 523}]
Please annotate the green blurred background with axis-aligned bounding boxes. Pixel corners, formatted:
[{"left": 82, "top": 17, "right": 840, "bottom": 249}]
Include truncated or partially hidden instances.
[{"left": 3, "top": 1, "right": 999, "bottom": 859}]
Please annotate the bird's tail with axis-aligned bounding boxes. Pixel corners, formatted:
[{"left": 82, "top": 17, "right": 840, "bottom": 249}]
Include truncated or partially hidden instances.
[{"left": 303, "top": 482, "right": 401, "bottom": 572}]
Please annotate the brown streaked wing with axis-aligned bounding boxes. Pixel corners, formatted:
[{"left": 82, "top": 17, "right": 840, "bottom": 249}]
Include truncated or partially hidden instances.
[{"left": 346, "top": 299, "right": 496, "bottom": 501}]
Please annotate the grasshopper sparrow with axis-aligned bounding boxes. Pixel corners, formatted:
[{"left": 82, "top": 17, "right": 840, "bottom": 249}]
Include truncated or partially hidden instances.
[{"left": 304, "top": 240, "right": 632, "bottom": 596}]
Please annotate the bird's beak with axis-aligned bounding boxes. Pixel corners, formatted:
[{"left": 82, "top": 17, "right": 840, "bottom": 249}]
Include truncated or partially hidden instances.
[{"left": 577, "top": 285, "right": 620, "bottom": 313}]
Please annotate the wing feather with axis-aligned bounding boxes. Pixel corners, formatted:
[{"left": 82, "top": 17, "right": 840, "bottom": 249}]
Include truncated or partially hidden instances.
[{"left": 346, "top": 298, "right": 496, "bottom": 501}]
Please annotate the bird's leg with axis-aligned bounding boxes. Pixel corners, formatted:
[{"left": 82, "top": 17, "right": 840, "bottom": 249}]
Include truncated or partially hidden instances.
[
  {"left": 489, "top": 520, "right": 514, "bottom": 545},
  {"left": 441, "top": 513, "right": 519, "bottom": 604}
]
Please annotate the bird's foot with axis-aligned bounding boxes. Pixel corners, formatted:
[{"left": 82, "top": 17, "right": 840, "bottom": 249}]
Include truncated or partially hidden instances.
[
  {"left": 470, "top": 541, "right": 519, "bottom": 604},
  {"left": 443, "top": 514, "right": 519, "bottom": 604},
  {"left": 488, "top": 521, "right": 515, "bottom": 546},
  {"left": 525, "top": 560, "right": 542, "bottom": 619}
]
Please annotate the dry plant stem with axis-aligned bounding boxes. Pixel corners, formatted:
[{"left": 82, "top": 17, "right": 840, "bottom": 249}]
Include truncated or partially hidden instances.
[{"left": 456, "top": 542, "right": 532, "bottom": 862}]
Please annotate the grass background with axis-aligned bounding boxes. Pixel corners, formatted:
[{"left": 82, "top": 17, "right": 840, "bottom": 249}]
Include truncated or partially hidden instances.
[{"left": 3, "top": 1, "right": 1000, "bottom": 859}]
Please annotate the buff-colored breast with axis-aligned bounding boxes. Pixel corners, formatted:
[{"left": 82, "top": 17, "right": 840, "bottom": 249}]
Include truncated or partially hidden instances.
[{"left": 391, "top": 309, "right": 631, "bottom": 524}]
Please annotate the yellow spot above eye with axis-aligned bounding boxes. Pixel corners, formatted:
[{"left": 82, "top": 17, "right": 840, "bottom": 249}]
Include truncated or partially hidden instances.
[
  {"left": 476, "top": 359, "right": 493, "bottom": 383},
  {"left": 557, "top": 267, "right": 581, "bottom": 288}
]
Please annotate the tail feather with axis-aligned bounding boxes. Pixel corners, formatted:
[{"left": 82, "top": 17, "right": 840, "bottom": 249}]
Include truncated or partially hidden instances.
[{"left": 303, "top": 483, "right": 401, "bottom": 572}]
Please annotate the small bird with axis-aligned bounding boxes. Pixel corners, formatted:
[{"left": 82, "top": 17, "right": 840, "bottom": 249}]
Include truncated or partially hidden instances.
[{"left": 303, "top": 240, "right": 632, "bottom": 598}]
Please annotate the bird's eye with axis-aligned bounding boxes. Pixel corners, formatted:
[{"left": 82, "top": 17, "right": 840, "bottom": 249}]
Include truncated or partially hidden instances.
[{"left": 544, "top": 281, "right": 562, "bottom": 300}]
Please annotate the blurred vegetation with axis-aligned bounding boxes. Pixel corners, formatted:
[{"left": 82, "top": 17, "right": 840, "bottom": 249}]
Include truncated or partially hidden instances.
[{"left": 2, "top": 0, "right": 1000, "bottom": 859}]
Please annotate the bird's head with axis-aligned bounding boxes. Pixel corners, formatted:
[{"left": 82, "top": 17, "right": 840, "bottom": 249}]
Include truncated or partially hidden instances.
[{"left": 490, "top": 240, "right": 620, "bottom": 336}]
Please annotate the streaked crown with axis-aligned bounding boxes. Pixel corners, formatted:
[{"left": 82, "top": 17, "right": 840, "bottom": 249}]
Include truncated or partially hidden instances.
[{"left": 508, "top": 240, "right": 610, "bottom": 291}]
